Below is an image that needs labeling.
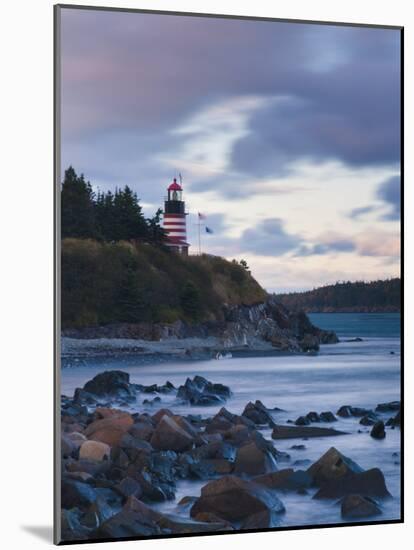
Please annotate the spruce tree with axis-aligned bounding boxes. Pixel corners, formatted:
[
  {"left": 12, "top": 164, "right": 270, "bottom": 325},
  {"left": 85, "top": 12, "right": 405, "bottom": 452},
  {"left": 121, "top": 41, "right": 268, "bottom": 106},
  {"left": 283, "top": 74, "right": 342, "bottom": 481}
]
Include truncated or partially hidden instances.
[{"left": 61, "top": 166, "right": 97, "bottom": 238}]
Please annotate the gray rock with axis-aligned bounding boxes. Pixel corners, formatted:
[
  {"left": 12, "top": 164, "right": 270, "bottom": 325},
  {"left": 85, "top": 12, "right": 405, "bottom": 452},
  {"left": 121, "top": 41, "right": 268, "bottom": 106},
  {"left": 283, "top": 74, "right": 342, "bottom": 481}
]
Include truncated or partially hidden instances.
[
  {"left": 370, "top": 421, "right": 386, "bottom": 439},
  {"left": 375, "top": 401, "right": 400, "bottom": 412},
  {"left": 82, "top": 370, "right": 136, "bottom": 401},
  {"left": 272, "top": 425, "right": 346, "bottom": 440},
  {"left": 242, "top": 400, "right": 275, "bottom": 426},
  {"left": 313, "top": 468, "right": 391, "bottom": 499}
]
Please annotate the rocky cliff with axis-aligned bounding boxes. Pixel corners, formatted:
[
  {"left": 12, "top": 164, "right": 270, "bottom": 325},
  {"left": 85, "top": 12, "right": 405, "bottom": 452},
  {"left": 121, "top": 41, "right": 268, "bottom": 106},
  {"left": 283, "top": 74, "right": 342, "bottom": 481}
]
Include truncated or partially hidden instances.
[{"left": 63, "top": 296, "right": 338, "bottom": 353}]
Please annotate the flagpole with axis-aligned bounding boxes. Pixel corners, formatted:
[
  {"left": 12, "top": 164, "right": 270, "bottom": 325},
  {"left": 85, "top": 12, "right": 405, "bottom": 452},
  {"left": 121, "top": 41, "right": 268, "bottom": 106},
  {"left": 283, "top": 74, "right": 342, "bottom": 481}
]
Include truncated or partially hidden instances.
[{"left": 198, "top": 217, "right": 201, "bottom": 255}]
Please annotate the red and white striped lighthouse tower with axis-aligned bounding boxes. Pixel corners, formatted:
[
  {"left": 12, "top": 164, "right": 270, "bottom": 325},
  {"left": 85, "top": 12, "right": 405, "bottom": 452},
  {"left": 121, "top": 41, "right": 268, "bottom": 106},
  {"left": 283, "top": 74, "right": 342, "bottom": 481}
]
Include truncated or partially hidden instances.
[{"left": 163, "top": 178, "right": 189, "bottom": 255}]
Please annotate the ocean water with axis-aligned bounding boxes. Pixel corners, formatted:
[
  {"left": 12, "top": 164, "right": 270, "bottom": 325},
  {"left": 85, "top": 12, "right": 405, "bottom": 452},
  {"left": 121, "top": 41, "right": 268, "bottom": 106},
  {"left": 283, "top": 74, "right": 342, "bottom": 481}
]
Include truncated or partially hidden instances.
[{"left": 61, "top": 313, "right": 401, "bottom": 528}]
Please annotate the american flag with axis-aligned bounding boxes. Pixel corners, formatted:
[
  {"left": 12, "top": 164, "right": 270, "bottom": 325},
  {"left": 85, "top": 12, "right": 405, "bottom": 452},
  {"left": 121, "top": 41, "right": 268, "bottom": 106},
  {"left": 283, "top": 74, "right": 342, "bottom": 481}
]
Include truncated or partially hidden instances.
[{"left": 198, "top": 212, "right": 206, "bottom": 220}]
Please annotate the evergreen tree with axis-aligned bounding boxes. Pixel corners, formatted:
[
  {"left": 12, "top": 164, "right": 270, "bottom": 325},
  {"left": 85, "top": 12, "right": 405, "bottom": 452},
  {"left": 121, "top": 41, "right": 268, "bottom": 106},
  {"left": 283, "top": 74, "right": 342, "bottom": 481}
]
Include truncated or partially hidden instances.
[
  {"left": 61, "top": 166, "right": 97, "bottom": 238},
  {"left": 180, "top": 281, "right": 202, "bottom": 320},
  {"left": 147, "top": 208, "right": 168, "bottom": 245},
  {"left": 112, "top": 186, "right": 148, "bottom": 241}
]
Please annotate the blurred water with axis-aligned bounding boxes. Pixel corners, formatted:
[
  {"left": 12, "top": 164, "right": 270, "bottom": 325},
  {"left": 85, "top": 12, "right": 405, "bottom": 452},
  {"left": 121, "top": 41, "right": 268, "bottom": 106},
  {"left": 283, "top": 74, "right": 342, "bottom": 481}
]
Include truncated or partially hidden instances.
[{"left": 60, "top": 313, "right": 401, "bottom": 527}]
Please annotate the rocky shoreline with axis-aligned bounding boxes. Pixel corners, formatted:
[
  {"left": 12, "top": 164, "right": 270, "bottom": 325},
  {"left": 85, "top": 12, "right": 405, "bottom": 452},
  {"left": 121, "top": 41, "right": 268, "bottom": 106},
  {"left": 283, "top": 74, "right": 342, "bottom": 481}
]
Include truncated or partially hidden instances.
[
  {"left": 62, "top": 297, "right": 338, "bottom": 361},
  {"left": 60, "top": 370, "right": 400, "bottom": 542}
]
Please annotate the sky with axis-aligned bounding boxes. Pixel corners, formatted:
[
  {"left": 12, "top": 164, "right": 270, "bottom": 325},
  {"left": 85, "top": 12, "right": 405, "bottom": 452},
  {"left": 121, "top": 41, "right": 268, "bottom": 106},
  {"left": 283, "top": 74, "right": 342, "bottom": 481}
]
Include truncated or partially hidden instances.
[{"left": 60, "top": 8, "right": 401, "bottom": 293}]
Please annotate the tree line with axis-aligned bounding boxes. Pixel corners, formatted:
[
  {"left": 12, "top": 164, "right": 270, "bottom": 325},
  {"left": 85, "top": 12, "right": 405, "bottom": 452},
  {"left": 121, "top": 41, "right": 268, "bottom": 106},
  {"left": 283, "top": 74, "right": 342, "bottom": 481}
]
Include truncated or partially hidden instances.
[
  {"left": 61, "top": 166, "right": 167, "bottom": 244},
  {"left": 275, "top": 279, "right": 401, "bottom": 312}
]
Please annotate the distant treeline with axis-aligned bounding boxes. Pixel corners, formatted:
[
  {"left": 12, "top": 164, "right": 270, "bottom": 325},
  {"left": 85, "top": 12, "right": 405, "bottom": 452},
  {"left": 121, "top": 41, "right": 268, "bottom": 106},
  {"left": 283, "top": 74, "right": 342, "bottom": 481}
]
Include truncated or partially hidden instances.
[
  {"left": 61, "top": 166, "right": 167, "bottom": 244},
  {"left": 275, "top": 279, "right": 401, "bottom": 313}
]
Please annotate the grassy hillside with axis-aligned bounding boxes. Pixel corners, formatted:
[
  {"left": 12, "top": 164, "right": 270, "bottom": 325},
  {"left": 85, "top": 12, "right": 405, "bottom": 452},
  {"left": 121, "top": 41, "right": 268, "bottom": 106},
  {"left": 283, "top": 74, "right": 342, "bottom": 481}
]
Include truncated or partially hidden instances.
[
  {"left": 275, "top": 279, "right": 401, "bottom": 313},
  {"left": 61, "top": 239, "right": 267, "bottom": 329}
]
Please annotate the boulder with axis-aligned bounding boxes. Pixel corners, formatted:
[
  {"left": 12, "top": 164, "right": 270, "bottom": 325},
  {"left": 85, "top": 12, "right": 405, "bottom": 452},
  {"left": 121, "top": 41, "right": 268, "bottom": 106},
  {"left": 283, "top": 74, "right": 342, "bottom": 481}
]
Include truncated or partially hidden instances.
[
  {"left": 193, "top": 512, "right": 233, "bottom": 529},
  {"left": 201, "top": 458, "right": 234, "bottom": 475},
  {"left": 93, "top": 509, "right": 161, "bottom": 538},
  {"left": 82, "top": 370, "right": 136, "bottom": 401},
  {"left": 150, "top": 415, "right": 194, "bottom": 452},
  {"left": 152, "top": 408, "right": 174, "bottom": 424},
  {"left": 81, "top": 496, "right": 115, "bottom": 529},
  {"left": 61, "top": 435, "right": 77, "bottom": 458},
  {"left": 242, "top": 401, "right": 275, "bottom": 426},
  {"left": 319, "top": 411, "right": 337, "bottom": 422},
  {"left": 240, "top": 509, "right": 281, "bottom": 529},
  {"left": 360, "top": 413, "right": 379, "bottom": 426},
  {"left": 313, "top": 468, "right": 391, "bottom": 499},
  {"left": 336, "top": 405, "right": 353, "bottom": 418},
  {"left": 341, "top": 494, "right": 382, "bottom": 519},
  {"left": 234, "top": 441, "right": 277, "bottom": 476},
  {"left": 61, "top": 479, "right": 99, "bottom": 509},
  {"left": 65, "top": 458, "right": 110, "bottom": 477},
  {"left": 306, "top": 411, "right": 320, "bottom": 423},
  {"left": 61, "top": 508, "right": 90, "bottom": 541},
  {"left": 176, "top": 376, "right": 231, "bottom": 406},
  {"left": 79, "top": 440, "right": 111, "bottom": 462},
  {"left": 115, "top": 477, "right": 143, "bottom": 499},
  {"left": 386, "top": 410, "right": 401, "bottom": 427},
  {"left": 257, "top": 469, "right": 312, "bottom": 491},
  {"left": 156, "top": 513, "right": 230, "bottom": 533},
  {"left": 134, "top": 471, "right": 174, "bottom": 502},
  {"left": 307, "top": 447, "right": 364, "bottom": 486},
  {"left": 172, "top": 415, "right": 200, "bottom": 438},
  {"left": 370, "top": 421, "right": 386, "bottom": 439},
  {"left": 190, "top": 476, "right": 285, "bottom": 522},
  {"left": 128, "top": 421, "right": 154, "bottom": 441},
  {"left": 84, "top": 411, "right": 134, "bottom": 446},
  {"left": 272, "top": 425, "right": 346, "bottom": 440},
  {"left": 337, "top": 405, "right": 372, "bottom": 418},
  {"left": 295, "top": 416, "right": 311, "bottom": 426},
  {"left": 375, "top": 401, "right": 400, "bottom": 412}
]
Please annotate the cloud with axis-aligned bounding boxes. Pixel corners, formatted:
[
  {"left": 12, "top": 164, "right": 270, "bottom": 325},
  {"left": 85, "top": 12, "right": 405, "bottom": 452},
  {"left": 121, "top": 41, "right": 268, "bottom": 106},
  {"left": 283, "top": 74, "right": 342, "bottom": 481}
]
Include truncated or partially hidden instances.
[
  {"left": 240, "top": 218, "right": 302, "bottom": 256},
  {"left": 296, "top": 239, "right": 356, "bottom": 256},
  {"left": 346, "top": 174, "right": 401, "bottom": 222},
  {"left": 61, "top": 8, "right": 400, "bottom": 190},
  {"left": 348, "top": 205, "right": 377, "bottom": 219},
  {"left": 355, "top": 230, "right": 400, "bottom": 257},
  {"left": 377, "top": 175, "right": 401, "bottom": 220}
]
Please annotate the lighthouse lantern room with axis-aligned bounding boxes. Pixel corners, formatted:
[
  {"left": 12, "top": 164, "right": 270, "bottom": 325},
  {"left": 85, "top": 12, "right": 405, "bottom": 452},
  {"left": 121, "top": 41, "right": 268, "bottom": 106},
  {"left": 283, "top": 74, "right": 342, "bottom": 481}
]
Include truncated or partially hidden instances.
[{"left": 163, "top": 178, "right": 189, "bottom": 255}]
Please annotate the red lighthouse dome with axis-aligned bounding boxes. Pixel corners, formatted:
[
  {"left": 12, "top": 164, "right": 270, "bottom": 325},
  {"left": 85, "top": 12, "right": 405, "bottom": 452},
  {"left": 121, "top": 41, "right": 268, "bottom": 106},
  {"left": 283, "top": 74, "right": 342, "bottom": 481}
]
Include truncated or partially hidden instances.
[{"left": 168, "top": 178, "right": 182, "bottom": 191}]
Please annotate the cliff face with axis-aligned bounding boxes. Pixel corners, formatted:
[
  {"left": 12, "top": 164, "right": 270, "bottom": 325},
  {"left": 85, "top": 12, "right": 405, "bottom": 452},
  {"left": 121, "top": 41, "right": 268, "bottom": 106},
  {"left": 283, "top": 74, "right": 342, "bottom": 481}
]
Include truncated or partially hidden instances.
[{"left": 63, "top": 296, "right": 338, "bottom": 352}]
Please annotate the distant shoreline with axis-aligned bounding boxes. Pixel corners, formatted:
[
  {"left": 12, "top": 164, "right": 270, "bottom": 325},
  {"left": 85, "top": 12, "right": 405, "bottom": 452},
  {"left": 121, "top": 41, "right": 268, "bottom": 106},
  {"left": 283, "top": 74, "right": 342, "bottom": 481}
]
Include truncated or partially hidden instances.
[{"left": 306, "top": 309, "right": 400, "bottom": 314}]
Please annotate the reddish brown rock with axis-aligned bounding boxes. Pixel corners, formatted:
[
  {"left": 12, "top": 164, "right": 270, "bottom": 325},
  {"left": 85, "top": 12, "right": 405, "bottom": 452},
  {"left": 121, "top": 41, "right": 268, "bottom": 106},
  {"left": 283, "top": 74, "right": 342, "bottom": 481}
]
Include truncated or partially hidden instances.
[
  {"left": 150, "top": 415, "right": 194, "bottom": 452},
  {"left": 84, "top": 411, "right": 133, "bottom": 446}
]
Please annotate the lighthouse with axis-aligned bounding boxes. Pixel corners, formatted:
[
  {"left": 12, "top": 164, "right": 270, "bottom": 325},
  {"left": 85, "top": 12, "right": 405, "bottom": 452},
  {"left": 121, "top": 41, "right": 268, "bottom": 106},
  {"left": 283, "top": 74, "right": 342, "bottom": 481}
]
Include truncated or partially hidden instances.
[{"left": 163, "top": 178, "right": 189, "bottom": 255}]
